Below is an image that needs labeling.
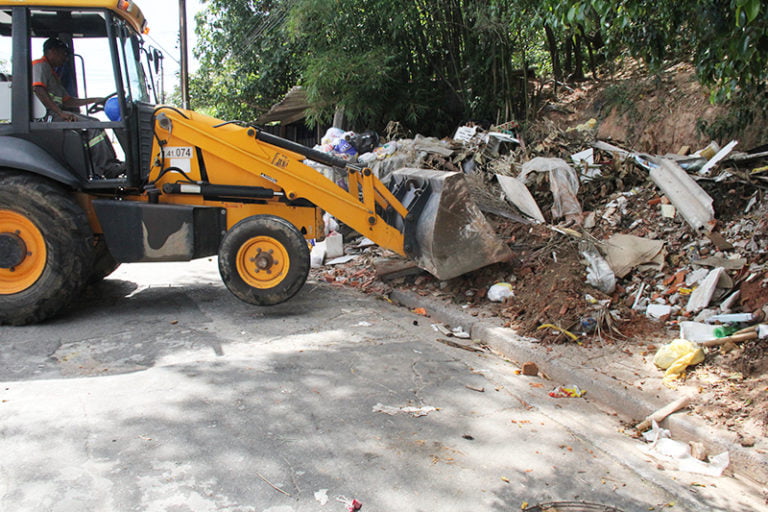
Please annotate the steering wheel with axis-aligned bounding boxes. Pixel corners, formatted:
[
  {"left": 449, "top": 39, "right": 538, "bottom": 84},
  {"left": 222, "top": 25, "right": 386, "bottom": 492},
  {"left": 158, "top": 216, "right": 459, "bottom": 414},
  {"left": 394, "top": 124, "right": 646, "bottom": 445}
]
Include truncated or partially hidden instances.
[{"left": 87, "top": 92, "right": 118, "bottom": 115}]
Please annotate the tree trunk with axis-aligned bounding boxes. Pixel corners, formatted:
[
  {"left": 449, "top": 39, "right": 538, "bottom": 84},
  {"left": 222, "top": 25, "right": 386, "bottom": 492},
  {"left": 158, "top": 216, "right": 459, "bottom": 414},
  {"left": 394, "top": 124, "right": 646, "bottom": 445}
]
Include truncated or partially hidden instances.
[
  {"left": 586, "top": 37, "right": 598, "bottom": 80},
  {"left": 522, "top": 44, "right": 530, "bottom": 121},
  {"left": 544, "top": 24, "right": 561, "bottom": 87},
  {"left": 573, "top": 33, "right": 585, "bottom": 81}
]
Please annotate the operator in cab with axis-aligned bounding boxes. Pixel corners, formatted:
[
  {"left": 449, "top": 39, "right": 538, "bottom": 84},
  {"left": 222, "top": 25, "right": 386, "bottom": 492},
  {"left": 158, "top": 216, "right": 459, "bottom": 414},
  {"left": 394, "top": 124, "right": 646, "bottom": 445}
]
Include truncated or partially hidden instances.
[{"left": 32, "top": 37, "right": 123, "bottom": 178}]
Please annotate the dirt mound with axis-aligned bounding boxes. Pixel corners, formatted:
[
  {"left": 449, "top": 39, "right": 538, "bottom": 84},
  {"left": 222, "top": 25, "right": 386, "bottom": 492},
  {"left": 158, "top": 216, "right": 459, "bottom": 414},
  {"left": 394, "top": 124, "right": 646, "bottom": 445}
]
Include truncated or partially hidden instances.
[{"left": 541, "top": 62, "right": 767, "bottom": 155}]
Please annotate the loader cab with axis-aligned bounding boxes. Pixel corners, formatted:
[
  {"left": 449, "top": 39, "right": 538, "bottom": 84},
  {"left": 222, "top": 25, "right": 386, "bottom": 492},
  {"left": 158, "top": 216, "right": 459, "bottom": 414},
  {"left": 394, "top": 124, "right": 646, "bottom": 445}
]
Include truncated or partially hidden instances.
[{"left": 0, "top": 4, "right": 158, "bottom": 190}]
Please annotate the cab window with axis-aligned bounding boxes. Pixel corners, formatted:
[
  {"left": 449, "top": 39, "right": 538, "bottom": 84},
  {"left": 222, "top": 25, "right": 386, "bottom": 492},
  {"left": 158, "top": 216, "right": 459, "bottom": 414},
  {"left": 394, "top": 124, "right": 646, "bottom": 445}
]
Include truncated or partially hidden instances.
[
  {"left": 0, "top": 8, "right": 12, "bottom": 124},
  {"left": 28, "top": 9, "right": 117, "bottom": 112}
]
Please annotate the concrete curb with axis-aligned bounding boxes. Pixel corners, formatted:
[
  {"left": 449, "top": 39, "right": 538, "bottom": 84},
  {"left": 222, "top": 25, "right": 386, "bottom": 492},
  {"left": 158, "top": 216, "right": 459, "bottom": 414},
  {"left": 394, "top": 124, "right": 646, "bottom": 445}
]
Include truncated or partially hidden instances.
[{"left": 390, "top": 289, "right": 768, "bottom": 487}]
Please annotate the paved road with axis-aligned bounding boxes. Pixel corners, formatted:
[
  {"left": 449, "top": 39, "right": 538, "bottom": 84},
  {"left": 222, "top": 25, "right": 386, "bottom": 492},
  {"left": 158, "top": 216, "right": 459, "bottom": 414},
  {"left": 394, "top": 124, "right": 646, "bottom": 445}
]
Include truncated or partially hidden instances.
[{"left": 0, "top": 259, "right": 763, "bottom": 511}]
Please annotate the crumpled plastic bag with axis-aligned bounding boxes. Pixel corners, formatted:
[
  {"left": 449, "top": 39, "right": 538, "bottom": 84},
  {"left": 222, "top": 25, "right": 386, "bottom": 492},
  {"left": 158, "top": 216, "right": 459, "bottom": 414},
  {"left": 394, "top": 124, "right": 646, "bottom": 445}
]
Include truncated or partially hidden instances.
[
  {"left": 520, "top": 157, "right": 582, "bottom": 220},
  {"left": 642, "top": 420, "right": 729, "bottom": 477},
  {"left": 579, "top": 241, "right": 616, "bottom": 294},
  {"left": 487, "top": 282, "right": 514, "bottom": 302},
  {"left": 653, "top": 339, "right": 705, "bottom": 385}
]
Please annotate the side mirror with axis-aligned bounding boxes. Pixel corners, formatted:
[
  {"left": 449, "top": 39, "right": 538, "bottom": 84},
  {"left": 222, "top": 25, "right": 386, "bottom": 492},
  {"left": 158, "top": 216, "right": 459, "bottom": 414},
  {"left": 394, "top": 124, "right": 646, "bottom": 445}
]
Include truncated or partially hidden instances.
[{"left": 153, "top": 49, "right": 163, "bottom": 74}]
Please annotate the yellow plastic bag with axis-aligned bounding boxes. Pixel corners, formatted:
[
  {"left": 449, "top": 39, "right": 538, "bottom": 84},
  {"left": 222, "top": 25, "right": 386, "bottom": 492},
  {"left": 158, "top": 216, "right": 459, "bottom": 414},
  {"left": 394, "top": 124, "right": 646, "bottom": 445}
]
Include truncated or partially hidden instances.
[{"left": 653, "top": 339, "right": 705, "bottom": 385}]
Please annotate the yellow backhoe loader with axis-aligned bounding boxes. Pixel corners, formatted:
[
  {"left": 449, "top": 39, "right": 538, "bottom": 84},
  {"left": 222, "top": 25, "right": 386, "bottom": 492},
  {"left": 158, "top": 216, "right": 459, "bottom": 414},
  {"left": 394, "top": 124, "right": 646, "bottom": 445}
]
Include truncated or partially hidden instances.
[{"left": 0, "top": 0, "right": 510, "bottom": 325}]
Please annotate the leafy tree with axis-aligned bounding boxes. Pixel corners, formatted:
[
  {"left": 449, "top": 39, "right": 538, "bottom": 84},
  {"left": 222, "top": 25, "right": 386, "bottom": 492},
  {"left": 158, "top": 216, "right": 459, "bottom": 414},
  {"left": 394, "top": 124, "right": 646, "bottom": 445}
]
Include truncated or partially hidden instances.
[
  {"left": 188, "top": 0, "right": 768, "bottom": 137},
  {"left": 190, "top": 0, "right": 303, "bottom": 120},
  {"left": 694, "top": 0, "right": 767, "bottom": 100},
  {"left": 576, "top": 0, "right": 768, "bottom": 99},
  {"left": 288, "top": 0, "right": 470, "bottom": 135},
  {"left": 288, "top": 0, "right": 553, "bottom": 135}
]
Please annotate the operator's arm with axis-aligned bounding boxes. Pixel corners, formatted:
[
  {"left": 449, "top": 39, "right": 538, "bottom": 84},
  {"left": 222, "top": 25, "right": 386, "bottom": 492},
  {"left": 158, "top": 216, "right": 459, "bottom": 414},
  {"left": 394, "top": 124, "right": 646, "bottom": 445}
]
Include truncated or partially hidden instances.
[
  {"left": 62, "top": 96, "right": 105, "bottom": 108},
  {"left": 32, "top": 85, "right": 76, "bottom": 121}
]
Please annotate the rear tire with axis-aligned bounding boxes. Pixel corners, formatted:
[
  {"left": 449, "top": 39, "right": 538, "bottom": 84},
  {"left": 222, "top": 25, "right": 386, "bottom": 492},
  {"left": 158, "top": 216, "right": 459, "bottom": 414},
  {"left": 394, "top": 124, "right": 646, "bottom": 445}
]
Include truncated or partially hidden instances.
[
  {"left": 218, "top": 215, "right": 310, "bottom": 306},
  {"left": 0, "top": 172, "right": 93, "bottom": 325}
]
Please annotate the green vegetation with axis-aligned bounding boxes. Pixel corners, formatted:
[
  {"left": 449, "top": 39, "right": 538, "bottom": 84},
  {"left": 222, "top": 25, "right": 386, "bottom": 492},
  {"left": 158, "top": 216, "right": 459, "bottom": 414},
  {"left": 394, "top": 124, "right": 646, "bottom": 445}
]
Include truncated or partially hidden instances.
[{"left": 189, "top": 0, "right": 768, "bottom": 137}]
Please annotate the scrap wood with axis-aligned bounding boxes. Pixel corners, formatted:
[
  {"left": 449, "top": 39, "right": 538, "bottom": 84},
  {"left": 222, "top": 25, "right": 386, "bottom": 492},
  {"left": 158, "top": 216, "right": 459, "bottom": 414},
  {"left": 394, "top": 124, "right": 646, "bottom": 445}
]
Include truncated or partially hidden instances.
[
  {"left": 636, "top": 395, "right": 694, "bottom": 432},
  {"left": 700, "top": 330, "right": 759, "bottom": 347},
  {"left": 434, "top": 337, "right": 486, "bottom": 353}
]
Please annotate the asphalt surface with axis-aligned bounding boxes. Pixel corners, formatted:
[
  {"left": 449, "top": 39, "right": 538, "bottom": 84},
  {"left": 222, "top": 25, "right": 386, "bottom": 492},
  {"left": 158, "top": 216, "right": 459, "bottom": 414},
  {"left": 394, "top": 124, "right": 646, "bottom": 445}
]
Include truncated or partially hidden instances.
[
  {"left": 0, "top": 259, "right": 765, "bottom": 511},
  {"left": 391, "top": 288, "right": 768, "bottom": 488}
]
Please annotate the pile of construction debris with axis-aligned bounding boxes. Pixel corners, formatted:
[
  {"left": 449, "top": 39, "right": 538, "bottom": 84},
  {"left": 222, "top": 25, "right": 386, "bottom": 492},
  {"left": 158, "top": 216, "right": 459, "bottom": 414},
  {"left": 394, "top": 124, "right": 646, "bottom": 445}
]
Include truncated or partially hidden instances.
[
  {"left": 312, "top": 122, "right": 767, "bottom": 342},
  {"left": 309, "top": 120, "right": 768, "bottom": 438}
]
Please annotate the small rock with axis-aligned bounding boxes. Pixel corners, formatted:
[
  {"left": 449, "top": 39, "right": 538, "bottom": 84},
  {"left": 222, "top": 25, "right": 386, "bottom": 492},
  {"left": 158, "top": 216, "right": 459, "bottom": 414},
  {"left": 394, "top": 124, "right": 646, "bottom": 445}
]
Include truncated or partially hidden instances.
[
  {"left": 740, "top": 436, "right": 756, "bottom": 448},
  {"left": 521, "top": 361, "right": 539, "bottom": 376},
  {"left": 690, "top": 441, "right": 708, "bottom": 461}
]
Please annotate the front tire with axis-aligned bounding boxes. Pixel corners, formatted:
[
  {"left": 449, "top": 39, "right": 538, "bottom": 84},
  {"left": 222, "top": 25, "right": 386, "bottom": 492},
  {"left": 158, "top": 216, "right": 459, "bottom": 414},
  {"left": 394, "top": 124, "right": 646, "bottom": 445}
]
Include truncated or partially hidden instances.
[
  {"left": 88, "top": 235, "right": 120, "bottom": 283},
  {"left": 218, "top": 215, "right": 310, "bottom": 306},
  {"left": 0, "top": 172, "right": 93, "bottom": 325}
]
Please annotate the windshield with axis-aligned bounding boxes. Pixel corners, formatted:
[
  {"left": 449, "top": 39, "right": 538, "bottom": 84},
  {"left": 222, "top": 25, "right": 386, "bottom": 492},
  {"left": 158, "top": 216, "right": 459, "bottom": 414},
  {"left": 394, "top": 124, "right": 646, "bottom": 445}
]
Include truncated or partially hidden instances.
[{"left": 117, "top": 23, "right": 152, "bottom": 104}]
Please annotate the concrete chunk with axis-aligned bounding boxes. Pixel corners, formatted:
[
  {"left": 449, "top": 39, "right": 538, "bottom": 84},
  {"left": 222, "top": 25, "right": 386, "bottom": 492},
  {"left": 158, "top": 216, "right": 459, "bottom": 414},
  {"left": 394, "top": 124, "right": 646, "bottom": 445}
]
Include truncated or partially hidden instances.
[
  {"left": 649, "top": 158, "right": 714, "bottom": 231},
  {"left": 496, "top": 174, "right": 545, "bottom": 223},
  {"left": 685, "top": 267, "right": 725, "bottom": 312}
]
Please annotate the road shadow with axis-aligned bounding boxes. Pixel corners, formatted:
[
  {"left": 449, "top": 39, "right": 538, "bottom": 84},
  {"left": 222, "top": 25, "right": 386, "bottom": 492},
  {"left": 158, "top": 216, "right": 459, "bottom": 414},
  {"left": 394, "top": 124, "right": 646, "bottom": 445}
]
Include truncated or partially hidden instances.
[{"left": 0, "top": 278, "right": 335, "bottom": 381}]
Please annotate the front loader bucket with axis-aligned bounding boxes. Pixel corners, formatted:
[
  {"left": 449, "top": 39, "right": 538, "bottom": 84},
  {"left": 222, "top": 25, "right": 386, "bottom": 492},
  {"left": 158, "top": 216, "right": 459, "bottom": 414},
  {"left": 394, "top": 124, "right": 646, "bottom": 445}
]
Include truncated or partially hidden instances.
[{"left": 388, "top": 168, "right": 512, "bottom": 280}]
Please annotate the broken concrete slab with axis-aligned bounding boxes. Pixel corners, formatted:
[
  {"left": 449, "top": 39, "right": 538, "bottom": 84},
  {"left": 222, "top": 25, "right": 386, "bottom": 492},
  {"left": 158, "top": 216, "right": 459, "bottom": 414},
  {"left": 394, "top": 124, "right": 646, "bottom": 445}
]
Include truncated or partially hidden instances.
[
  {"left": 648, "top": 158, "right": 714, "bottom": 231},
  {"left": 685, "top": 267, "right": 725, "bottom": 312},
  {"left": 699, "top": 140, "right": 738, "bottom": 176},
  {"left": 646, "top": 303, "right": 672, "bottom": 319},
  {"left": 413, "top": 135, "right": 454, "bottom": 157},
  {"left": 692, "top": 255, "right": 747, "bottom": 270},
  {"left": 495, "top": 174, "right": 546, "bottom": 223},
  {"left": 660, "top": 204, "right": 676, "bottom": 218}
]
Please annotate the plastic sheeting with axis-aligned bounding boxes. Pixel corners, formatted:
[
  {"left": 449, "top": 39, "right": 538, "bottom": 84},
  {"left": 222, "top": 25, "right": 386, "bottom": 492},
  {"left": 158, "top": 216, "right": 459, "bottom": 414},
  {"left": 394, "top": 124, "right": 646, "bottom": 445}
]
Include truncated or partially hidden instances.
[{"left": 519, "top": 157, "right": 582, "bottom": 220}]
